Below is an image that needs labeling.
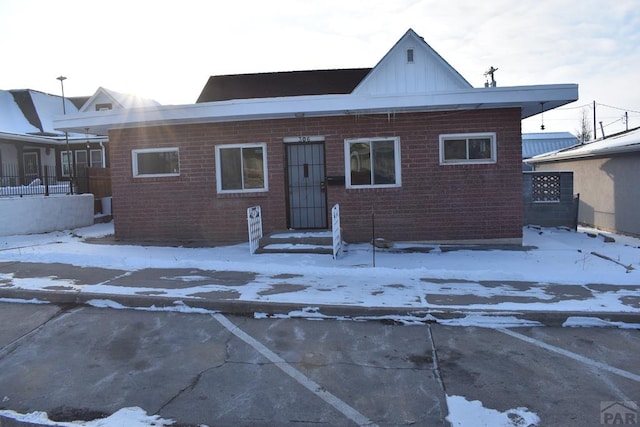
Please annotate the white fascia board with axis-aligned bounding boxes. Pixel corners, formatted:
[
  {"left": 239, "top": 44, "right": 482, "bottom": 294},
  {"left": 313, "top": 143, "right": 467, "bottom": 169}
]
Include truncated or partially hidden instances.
[
  {"left": 55, "top": 84, "right": 578, "bottom": 135},
  {"left": 528, "top": 141, "right": 640, "bottom": 163},
  {"left": 0, "top": 131, "right": 107, "bottom": 146},
  {"left": 0, "top": 131, "right": 64, "bottom": 145}
]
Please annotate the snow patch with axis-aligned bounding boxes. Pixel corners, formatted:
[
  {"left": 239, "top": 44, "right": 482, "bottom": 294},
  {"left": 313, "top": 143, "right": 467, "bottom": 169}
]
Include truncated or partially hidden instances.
[
  {"left": 446, "top": 394, "right": 540, "bottom": 426},
  {"left": 0, "top": 406, "right": 174, "bottom": 427},
  {"left": 438, "top": 314, "right": 543, "bottom": 328},
  {"left": 563, "top": 316, "right": 640, "bottom": 329}
]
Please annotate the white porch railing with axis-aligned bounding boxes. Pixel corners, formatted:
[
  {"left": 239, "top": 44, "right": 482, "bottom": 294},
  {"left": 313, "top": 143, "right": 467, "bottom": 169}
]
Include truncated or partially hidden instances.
[
  {"left": 247, "top": 206, "right": 263, "bottom": 255},
  {"left": 331, "top": 204, "right": 342, "bottom": 259}
]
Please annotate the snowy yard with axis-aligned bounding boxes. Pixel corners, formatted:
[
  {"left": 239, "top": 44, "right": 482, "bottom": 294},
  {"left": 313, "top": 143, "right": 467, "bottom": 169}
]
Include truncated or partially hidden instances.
[
  {"left": 0, "top": 221, "right": 638, "bottom": 314},
  {"left": 0, "top": 222, "right": 639, "bottom": 427}
]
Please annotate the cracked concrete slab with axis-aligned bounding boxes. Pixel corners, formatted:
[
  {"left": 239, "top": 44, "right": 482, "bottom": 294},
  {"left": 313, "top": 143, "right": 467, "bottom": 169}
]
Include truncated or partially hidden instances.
[
  {"left": 0, "top": 262, "right": 127, "bottom": 286},
  {"left": 258, "top": 284, "right": 309, "bottom": 296},
  {"left": 107, "top": 269, "right": 256, "bottom": 288}
]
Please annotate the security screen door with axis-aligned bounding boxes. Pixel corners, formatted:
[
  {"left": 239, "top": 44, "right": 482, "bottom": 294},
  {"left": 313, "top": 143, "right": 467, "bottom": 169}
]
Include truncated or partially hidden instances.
[{"left": 286, "top": 142, "right": 327, "bottom": 229}]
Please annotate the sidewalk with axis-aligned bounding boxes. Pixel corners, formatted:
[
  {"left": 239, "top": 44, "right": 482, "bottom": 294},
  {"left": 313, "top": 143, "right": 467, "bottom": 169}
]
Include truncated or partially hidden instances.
[{"left": 0, "top": 222, "right": 639, "bottom": 327}]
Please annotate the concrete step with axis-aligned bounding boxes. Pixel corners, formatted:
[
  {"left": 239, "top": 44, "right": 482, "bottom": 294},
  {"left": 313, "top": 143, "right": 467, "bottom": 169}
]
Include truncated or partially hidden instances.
[{"left": 256, "top": 231, "right": 333, "bottom": 255}]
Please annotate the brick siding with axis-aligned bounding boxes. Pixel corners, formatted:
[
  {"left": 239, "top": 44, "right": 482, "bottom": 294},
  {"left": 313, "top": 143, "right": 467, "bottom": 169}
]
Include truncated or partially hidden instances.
[{"left": 109, "top": 108, "right": 523, "bottom": 244}]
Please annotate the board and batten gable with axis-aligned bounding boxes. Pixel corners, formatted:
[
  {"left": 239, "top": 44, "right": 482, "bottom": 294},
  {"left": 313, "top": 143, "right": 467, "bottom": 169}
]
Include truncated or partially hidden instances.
[{"left": 353, "top": 29, "right": 472, "bottom": 95}]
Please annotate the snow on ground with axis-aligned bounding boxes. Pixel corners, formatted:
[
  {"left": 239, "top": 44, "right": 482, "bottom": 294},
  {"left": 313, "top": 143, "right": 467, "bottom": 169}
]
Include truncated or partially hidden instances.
[
  {"left": 0, "top": 222, "right": 639, "bottom": 319},
  {"left": 0, "top": 396, "right": 542, "bottom": 427},
  {"left": 446, "top": 395, "right": 540, "bottom": 427},
  {"left": 1, "top": 222, "right": 638, "bottom": 285},
  {"left": 0, "top": 407, "right": 174, "bottom": 427},
  {"left": 0, "top": 223, "right": 638, "bottom": 426}
]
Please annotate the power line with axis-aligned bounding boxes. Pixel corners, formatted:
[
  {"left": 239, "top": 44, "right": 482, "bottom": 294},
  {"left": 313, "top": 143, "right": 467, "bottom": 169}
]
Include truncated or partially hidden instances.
[
  {"left": 556, "top": 102, "right": 640, "bottom": 115},
  {"left": 596, "top": 102, "right": 640, "bottom": 114},
  {"left": 556, "top": 103, "right": 591, "bottom": 111}
]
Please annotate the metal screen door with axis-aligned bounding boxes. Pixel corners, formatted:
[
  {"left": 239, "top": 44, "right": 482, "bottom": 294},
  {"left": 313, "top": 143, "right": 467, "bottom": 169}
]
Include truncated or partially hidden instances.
[{"left": 286, "top": 143, "right": 327, "bottom": 229}]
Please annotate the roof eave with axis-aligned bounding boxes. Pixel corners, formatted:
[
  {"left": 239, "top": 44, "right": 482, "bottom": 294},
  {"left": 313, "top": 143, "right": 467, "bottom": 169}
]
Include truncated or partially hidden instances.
[
  {"left": 527, "top": 143, "right": 640, "bottom": 163},
  {"left": 54, "top": 83, "right": 578, "bottom": 135}
]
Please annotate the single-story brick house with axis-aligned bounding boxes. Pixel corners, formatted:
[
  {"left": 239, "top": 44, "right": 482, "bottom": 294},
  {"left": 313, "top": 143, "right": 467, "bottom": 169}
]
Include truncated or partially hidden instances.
[{"left": 56, "top": 29, "right": 578, "bottom": 245}]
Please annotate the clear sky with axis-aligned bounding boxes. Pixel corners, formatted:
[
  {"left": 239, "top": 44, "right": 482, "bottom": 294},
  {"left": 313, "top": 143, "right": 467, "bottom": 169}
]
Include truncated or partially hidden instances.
[{"left": 1, "top": 0, "right": 638, "bottom": 136}]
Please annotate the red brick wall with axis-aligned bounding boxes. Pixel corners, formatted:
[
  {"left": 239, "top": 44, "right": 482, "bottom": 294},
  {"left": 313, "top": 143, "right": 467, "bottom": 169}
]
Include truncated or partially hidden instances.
[{"left": 109, "top": 108, "right": 522, "bottom": 244}]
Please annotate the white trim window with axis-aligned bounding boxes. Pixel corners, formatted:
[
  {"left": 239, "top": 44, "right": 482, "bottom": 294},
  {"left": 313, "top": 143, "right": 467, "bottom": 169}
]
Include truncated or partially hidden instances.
[
  {"left": 132, "top": 148, "right": 180, "bottom": 177},
  {"left": 345, "top": 137, "right": 401, "bottom": 188},
  {"left": 215, "top": 143, "right": 268, "bottom": 193},
  {"left": 439, "top": 133, "right": 497, "bottom": 165},
  {"left": 75, "top": 150, "right": 87, "bottom": 173},
  {"left": 90, "top": 149, "right": 103, "bottom": 168},
  {"left": 61, "top": 151, "right": 72, "bottom": 177}
]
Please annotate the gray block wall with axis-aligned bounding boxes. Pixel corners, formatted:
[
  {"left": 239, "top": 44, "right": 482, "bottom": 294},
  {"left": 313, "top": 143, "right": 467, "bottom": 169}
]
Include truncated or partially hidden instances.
[{"left": 523, "top": 172, "right": 578, "bottom": 229}]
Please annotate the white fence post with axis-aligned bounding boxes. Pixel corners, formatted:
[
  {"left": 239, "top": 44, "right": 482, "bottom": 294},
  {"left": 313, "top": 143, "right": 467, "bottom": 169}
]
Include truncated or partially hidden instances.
[
  {"left": 331, "top": 204, "right": 342, "bottom": 259},
  {"left": 247, "top": 206, "right": 263, "bottom": 255}
]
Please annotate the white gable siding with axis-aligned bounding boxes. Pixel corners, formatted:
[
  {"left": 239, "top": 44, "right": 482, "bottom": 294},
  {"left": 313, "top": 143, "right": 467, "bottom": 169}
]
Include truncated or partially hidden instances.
[
  {"left": 80, "top": 87, "right": 161, "bottom": 113},
  {"left": 80, "top": 88, "right": 118, "bottom": 113},
  {"left": 353, "top": 30, "right": 472, "bottom": 96}
]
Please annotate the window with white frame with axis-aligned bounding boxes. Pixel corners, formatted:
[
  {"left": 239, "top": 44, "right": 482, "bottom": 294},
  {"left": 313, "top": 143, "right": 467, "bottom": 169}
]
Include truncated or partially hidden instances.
[
  {"left": 345, "top": 137, "right": 401, "bottom": 188},
  {"left": 90, "top": 149, "right": 103, "bottom": 168},
  {"left": 215, "top": 143, "right": 268, "bottom": 193},
  {"left": 75, "top": 151, "right": 87, "bottom": 173},
  {"left": 439, "top": 133, "right": 496, "bottom": 164},
  {"left": 61, "top": 151, "right": 72, "bottom": 176},
  {"left": 132, "top": 148, "right": 180, "bottom": 177}
]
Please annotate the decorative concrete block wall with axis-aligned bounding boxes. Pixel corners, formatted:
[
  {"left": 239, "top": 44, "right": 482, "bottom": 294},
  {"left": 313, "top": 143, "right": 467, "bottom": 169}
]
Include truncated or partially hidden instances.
[{"left": 523, "top": 171, "right": 578, "bottom": 229}]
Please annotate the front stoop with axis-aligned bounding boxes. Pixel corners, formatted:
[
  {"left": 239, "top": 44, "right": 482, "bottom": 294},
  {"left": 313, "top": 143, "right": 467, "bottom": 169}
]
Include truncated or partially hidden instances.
[{"left": 256, "top": 230, "right": 333, "bottom": 255}]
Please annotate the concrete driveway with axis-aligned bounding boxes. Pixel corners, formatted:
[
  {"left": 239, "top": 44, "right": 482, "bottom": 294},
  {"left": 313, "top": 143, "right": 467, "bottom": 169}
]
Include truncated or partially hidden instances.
[{"left": 0, "top": 302, "right": 638, "bottom": 426}]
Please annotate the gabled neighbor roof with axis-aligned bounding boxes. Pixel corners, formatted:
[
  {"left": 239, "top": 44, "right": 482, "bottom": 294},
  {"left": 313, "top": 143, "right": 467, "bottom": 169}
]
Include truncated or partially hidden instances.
[
  {"left": 55, "top": 29, "right": 579, "bottom": 136},
  {"left": 2, "top": 89, "right": 78, "bottom": 137},
  {"left": 79, "top": 87, "right": 160, "bottom": 112},
  {"left": 197, "top": 69, "right": 371, "bottom": 103},
  {"left": 527, "top": 127, "right": 640, "bottom": 163},
  {"left": 522, "top": 132, "right": 578, "bottom": 159}
]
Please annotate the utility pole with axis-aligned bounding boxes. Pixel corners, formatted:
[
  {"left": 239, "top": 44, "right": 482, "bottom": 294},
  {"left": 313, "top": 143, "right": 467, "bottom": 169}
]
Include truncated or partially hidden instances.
[
  {"left": 57, "top": 76, "right": 74, "bottom": 194},
  {"left": 593, "top": 100, "right": 597, "bottom": 140},
  {"left": 625, "top": 112, "right": 629, "bottom": 131}
]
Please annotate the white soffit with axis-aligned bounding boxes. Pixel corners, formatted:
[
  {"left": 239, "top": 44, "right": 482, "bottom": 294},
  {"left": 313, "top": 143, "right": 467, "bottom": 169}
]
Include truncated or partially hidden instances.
[{"left": 55, "top": 84, "right": 578, "bottom": 136}]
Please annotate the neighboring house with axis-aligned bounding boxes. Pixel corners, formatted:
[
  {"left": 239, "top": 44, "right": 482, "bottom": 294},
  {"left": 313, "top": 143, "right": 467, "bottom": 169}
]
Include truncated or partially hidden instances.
[
  {"left": 522, "top": 132, "right": 577, "bottom": 171},
  {"left": 526, "top": 127, "right": 640, "bottom": 237},
  {"left": 55, "top": 28, "right": 578, "bottom": 245},
  {"left": 0, "top": 87, "right": 157, "bottom": 189},
  {"left": 0, "top": 89, "right": 87, "bottom": 186},
  {"left": 80, "top": 87, "right": 160, "bottom": 112}
]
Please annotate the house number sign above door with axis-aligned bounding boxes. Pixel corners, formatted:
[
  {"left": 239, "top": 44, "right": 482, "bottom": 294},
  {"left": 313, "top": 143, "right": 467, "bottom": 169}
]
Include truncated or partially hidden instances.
[{"left": 283, "top": 136, "right": 325, "bottom": 144}]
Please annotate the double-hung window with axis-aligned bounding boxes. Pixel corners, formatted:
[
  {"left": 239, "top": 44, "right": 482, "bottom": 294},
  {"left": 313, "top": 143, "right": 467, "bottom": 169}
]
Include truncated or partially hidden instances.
[
  {"left": 132, "top": 148, "right": 180, "bottom": 177},
  {"left": 345, "top": 137, "right": 401, "bottom": 188},
  {"left": 75, "top": 151, "right": 87, "bottom": 174},
  {"left": 439, "top": 133, "right": 496, "bottom": 164},
  {"left": 61, "top": 151, "right": 72, "bottom": 176},
  {"left": 90, "top": 149, "right": 103, "bottom": 168},
  {"left": 216, "top": 143, "right": 268, "bottom": 193}
]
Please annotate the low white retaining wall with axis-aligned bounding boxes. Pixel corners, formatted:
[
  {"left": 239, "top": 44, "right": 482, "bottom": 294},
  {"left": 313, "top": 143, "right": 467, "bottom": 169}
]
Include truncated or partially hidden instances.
[{"left": 0, "top": 194, "right": 94, "bottom": 236}]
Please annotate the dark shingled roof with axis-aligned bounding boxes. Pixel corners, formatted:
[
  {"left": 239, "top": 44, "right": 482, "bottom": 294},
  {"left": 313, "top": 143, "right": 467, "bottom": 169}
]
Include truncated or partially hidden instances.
[
  {"left": 70, "top": 96, "right": 91, "bottom": 109},
  {"left": 10, "top": 90, "right": 43, "bottom": 134},
  {"left": 196, "top": 68, "right": 371, "bottom": 103}
]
